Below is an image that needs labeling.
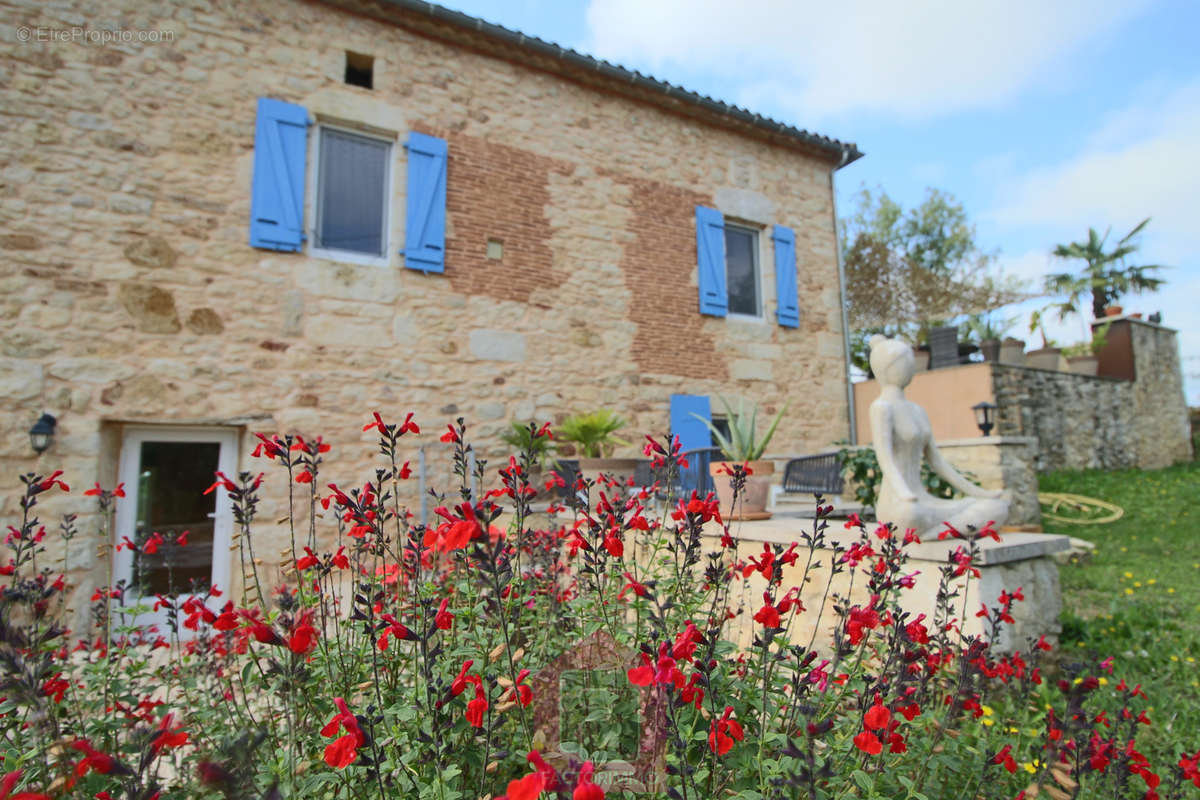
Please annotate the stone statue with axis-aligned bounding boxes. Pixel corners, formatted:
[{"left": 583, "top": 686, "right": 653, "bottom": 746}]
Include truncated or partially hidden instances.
[{"left": 868, "top": 335, "right": 1009, "bottom": 539}]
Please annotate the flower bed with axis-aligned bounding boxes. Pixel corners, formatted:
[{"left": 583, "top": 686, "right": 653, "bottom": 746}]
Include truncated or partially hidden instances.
[{"left": 1, "top": 416, "right": 1197, "bottom": 799}]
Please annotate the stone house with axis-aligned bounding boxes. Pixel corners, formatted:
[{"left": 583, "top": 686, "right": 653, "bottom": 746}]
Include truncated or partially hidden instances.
[{"left": 0, "top": 0, "right": 860, "bottom": 616}]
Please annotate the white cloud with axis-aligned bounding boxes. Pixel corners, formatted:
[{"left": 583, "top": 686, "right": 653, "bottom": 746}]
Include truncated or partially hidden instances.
[
  {"left": 988, "top": 81, "right": 1200, "bottom": 259},
  {"left": 582, "top": 0, "right": 1148, "bottom": 121}
]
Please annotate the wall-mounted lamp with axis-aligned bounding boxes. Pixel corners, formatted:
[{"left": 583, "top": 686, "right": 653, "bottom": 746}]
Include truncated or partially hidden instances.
[
  {"left": 972, "top": 402, "right": 997, "bottom": 437},
  {"left": 29, "top": 413, "right": 57, "bottom": 454}
]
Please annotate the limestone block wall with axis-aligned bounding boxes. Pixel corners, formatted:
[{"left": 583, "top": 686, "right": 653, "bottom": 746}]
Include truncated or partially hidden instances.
[
  {"left": 0, "top": 0, "right": 851, "bottom": 608},
  {"left": 937, "top": 437, "right": 1041, "bottom": 528}
]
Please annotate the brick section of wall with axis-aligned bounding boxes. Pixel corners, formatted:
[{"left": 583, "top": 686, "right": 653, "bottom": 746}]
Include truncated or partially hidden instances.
[
  {"left": 617, "top": 176, "right": 727, "bottom": 381},
  {"left": 423, "top": 125, "right": 571, "bottom": 304}
]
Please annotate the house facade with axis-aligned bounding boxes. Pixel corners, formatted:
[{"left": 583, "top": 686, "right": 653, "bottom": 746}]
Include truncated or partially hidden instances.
[{"left": 1, "top": 0, "right": 860, "bottom": 609}]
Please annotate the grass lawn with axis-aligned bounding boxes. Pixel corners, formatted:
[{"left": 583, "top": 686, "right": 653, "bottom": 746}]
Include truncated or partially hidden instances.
[{"left": 1040, "top": 459, "right": 1200, "bottom": 755}]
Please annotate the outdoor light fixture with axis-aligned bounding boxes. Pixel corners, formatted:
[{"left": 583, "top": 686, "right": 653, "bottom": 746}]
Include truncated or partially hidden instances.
[
  {"left": 972, "top": 402, "right": 997, "bottom": 437},
  {"left": 29, "top": 413, "right": 57, "bottom": 454}
]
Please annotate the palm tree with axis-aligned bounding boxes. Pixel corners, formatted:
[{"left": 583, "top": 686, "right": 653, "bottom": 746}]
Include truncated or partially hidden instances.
[{"left": 1044, "top": 218, "right": 1166, "bottom": 320}]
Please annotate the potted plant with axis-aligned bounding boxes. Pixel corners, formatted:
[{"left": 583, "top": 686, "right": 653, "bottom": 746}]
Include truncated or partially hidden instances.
[
  {"left": 693, "top": 397, "right": 787, "bottom": 520},
  {"left": 1025, "top": 310, "right": 1063, "bottom": 370},
  {"left": 962, "top": 312, "right": 1014, "bottom": 362},
  {"left": 557, "top": 410, "right": 639, "bottom": 486},
  {"left": 1063, "top": 323, "right": 1109, "bottom": 376}
]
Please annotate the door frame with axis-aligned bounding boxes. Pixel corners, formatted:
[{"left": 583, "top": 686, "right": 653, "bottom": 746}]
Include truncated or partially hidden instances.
[{"left": 112, "top": 425, "right": 239, "bottom": 633}]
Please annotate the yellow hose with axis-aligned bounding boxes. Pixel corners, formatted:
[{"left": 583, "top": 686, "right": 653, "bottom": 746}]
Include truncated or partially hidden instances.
[{"left": 1038, "top": 492, "right": 1125, "bottom": 525}]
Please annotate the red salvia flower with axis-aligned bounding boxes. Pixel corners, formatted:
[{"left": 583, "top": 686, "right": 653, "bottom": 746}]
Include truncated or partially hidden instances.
[
  {"left": 0, "top": 770, "right": 51, "bottom": 800},
  {"left": 498, "top": 773, "right": 544, "bottom": 800},
  {"left": 573, "top": 761, "right": 604, "bottom": 800},
  {"left": 150, "top": 713, "right": 188, "bottom": 754},
  {"left": 993, "top": 744, "right": 1017, "bottom": 773},
  {"left": 864, "top": 699, "right": 891, "bottom": 731},
  {"left": 708, "top": 706, "right": 744, "bottom": 756},
  {"left": 321, "top": 697, "right": 365, "bottom": 768},
  {"left": 853, "top": 730, "right": 883, "bottom": 755},
  {"left": 288, "top": 612, "right": 318, "bottom": 654},
  {"left": 433, "top": 598, "right": 454, "bottom": 630}
]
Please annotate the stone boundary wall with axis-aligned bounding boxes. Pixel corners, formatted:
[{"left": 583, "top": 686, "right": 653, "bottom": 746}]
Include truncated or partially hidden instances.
[{"left": 992, "top": 321, "right": 1191, "bottom": 472}]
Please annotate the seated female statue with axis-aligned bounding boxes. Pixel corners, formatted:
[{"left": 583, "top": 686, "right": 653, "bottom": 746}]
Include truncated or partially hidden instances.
[{"left": 868, "top": 335, "right": 1009, "bottom": 540}]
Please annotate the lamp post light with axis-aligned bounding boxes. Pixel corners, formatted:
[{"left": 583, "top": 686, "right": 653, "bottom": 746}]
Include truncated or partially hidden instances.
[
  {"left": 972, "top": 402, "right": 997, "bottom": 437},
  {"left": 29, "top": 413, "right": 57, "bottom": 454}
]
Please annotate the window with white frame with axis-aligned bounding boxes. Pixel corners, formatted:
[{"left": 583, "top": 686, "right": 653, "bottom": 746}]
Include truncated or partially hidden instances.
[
  {"left": 312, "top": 126, "right": 392, "bottom": 259},
  {"left": 113, "top": 427, "right": 237, "bottom": 628},
  {"left": 724, "top": 224, "right": 760, "bottom": 317}
]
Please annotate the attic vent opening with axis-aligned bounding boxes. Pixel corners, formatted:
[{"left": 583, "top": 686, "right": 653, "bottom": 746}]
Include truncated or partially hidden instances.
[{"left": 345, "top": 51, "right": 374, "bottom": 89}]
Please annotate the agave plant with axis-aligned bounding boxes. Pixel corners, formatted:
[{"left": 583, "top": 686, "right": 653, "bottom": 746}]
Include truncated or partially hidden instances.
[{"left": 693, "top": 397, "right": 788, "bottom": 462}]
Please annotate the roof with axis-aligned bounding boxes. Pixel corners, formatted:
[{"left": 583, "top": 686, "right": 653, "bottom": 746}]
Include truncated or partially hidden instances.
[{"left": 321, "top": 0, "right": 863, "bottom": 167}]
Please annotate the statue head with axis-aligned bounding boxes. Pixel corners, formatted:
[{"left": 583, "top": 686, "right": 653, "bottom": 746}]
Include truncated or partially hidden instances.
[{"left": 869, "top": 335, "right": 915, "bottom": 388}]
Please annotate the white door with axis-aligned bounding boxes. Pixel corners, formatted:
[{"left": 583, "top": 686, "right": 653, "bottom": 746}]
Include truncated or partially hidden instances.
[{"left": 113, "top": 427, "right": 238, "bottom": 634}]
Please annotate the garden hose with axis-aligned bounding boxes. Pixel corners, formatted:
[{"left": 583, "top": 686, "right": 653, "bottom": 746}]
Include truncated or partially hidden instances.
[{"left": 1038, "top": 492, "right": 1125, "bottom": 525}]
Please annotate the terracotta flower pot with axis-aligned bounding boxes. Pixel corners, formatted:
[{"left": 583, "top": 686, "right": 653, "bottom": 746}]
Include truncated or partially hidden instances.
[
  {"left": 709, "top": 459, "right": 775, "bottom": 520},
  {"left": 1103, "top": 305, "right": 1124, "bottom": 317}
]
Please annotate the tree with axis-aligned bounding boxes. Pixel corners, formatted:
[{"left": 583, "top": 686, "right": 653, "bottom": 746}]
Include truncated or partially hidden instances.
[
  {"left": 841, "top": 187, "right": 1027, "bottom": 372},
  {"left": 1044, "top": 218, "right": 1166, "bottom": 320}
]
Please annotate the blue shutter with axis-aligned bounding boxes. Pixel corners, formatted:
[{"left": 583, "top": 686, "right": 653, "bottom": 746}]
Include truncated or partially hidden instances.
[
  {"left": 695, "top": 206, "right": 727, "bottom": 316},
  {"left": 772, "top": 224, "right": 800, "bottom": 328},
  {"left": 249, "top": 98, "right": 308, "bottom": 252},
  {"left": 670, "top": 394, "right": 712, "bottom": 494},
  {"left": 404, "top": 131, "right": 448, "bottom": 273}
]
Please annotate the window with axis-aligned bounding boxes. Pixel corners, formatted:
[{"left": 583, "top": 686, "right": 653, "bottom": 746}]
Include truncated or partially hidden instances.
[
  {"left": 724, "top": 224, "right": 760, "bottom": 317},
  {"left": 113, "top": 427, "right": 237, "bottom": 631},
  {"left": 344, "top": 51, "right": 374, "bottom": 89},
  {"left": 312, "top": 127, "right": 392, "bottom": 260}
]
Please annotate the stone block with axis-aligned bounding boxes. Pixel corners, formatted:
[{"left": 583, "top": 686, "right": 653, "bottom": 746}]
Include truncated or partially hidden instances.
[
  {"left": 730, "top": 359, "right": 773, "bottom": 382},
  {"left": 186, "top": 307, "right": 224, "bottom": 334},
  {"left": 116, "top": 284, "right": 181, "bottom": 333},
  {"left": 469, "top": 329, "right": 526, "bottom": 362},
  {"left": 0, "top": 359, "right": 43, "bottom": 401},
  {"left": 46, "top": 358, "right": 136, "bottom": 384},
  {"left": 124, "top": 236, "right": 178, "bottom": 269}
]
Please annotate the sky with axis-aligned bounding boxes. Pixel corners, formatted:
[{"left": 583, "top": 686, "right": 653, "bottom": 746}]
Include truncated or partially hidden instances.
[{"left": 441, "top": 0, "right": 1199, "bottom": 403}]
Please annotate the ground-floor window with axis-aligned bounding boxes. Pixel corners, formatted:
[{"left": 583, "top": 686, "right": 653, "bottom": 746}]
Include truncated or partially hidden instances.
[{"left": 112, "top": 427, "right": 238, "bottom": 629}]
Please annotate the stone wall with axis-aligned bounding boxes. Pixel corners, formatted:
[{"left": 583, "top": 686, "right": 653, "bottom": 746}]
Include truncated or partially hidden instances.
[
  {"left": 0, "top": 0, "right": 851, "bottom": 608},
  {"left": 992, "top": 320, "right": 1191, "bottom": 472},
  {"left": 937, "top": 437, "right": 1041, "bottom": 528}
]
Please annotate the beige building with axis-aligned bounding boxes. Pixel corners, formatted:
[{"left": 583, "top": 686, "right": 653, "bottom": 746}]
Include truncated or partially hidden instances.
[{"left": 1, "top": 0, "right": 860, "bottom": 612}]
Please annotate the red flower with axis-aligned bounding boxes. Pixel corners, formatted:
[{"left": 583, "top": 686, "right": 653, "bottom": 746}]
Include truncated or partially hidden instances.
[
  {"left": 603, "top": 535, "right": 623, "bottom": 557},
  {"left": 321, "top": 698, "right": 364, "bottom": 768},
  {"left": 71, "top": 740, "right": 116, "bottom": 776},
  {"left": 295, "top": 470, "right": 314, "bottom": 484},
  {"left": 175, "top": 530, "right": 189, "bottom": 546},
  {"left": 440, "top": 425, "right": 460, "bottom": 443},
  {"left": 288, "top": 613, "right": 318, "bottom": 654},
  {"left": 993, "top": 744, "right": 1017, "bottom": 773},
  {"left": 400, "top": 413, "right": 420, "bottom": 434},
  {"left": 498, "top": 773, "right": 544, "bottom": 800},
  {"left": 864, "top": 700, "right": 891, "bottom": 731},
  {"left": 434, "top": 598, "right": 454, "bottom": 630},
  {"left": 754, "top": 592, "right": 781, "bottom": 629},
  {"left": 465, "top": 692, "right": 488, "bottom": 727},
  {"left": 627, "top": 653, "right": 654, "bottom": 686},
  {"left": 853, "top": 730, "right": 882, "bottom": 755},
  {"left": 296, "top": 547, "right": 319, "bottom": 571},
  {"left": 0, "top": 770, "right": 51, "bottom": 800},
  {"left": 399, "top": 461, "right": 412, "bottom": 479},
  {"left": 150, "top": 713, "right": 188, "bottom": 754},
  {"left": 708, "top": 706, "right": 744, "bottom": 756},
  {"left": 363, "top": 412, "right": 387, "bottom": 434},
  {"left": 618, "top": 573, "right": 648, "bottom": 600},
  {"left": 513, "top": 669, "right": 533, "bottom": 707},
  {"left": 324, "top": 734, "right": 359, "bottom": 768},
  {"left": 212, "top": 602, "right": 239, "bottom": 631},
  {"left": 37, "top": 471, "right": 69, "bottom": 493},
  {"left": 41, "top": 673, "right": 69, "bottom": 704},
  {"left": 573, "top": 761, "right": 604, "bottom": 800},
  {"left": 143, "top": 532, "right": 164, "bottom": 555}
]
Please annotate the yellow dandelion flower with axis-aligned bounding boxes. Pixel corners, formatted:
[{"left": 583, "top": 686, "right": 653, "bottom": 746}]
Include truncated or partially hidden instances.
[
  {"left": 1147, "top": 579, "right": 1156, "bottom": 585},
  {"left": 1124, "top": 571, "right": 1133, "bottom": 579},
  {"left": 1121, "top": 547, "right": 1128, "bottom": 552},
  {"left": 1125, "top": 588, "right": 1134, "bottom": 595},
  {"left": 1171, "top": 655, "right": 1180, "bottom": 662},
  {"left": 1098, "top": 677, "right": 1108, "bottom": 686},
  {"left": 1168, "top": 588, "right": 1176, "bottom": 594},
  {"left": 1187, "top": 657, "right": 1195, "bottom": 663}
]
